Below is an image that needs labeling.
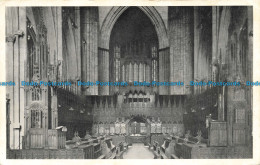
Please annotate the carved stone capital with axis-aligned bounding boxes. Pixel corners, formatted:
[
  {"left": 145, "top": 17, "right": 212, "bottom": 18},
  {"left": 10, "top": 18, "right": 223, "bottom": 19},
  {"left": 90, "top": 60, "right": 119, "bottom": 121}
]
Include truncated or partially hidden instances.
[
  {"left": 6, "top": 30, "right": 24, "bottom": 43},
  {"left": 6, "top": 34, "right": 16, "bottom": 43}
]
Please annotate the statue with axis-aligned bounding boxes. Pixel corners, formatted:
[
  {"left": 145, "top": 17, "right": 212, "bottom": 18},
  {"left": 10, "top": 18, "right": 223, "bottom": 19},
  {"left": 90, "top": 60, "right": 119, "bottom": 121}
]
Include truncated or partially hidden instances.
[
  {"left": 196, "top": 130, "right": 202, "bottom": 144},
  {"left": 72, "top": 131, "right": 81, "bottom": 143},
  {"left": 84, "top": 130, "right": 91, "bottom": 139},
  {"left": 184, "top": 130, "right": 190, "bottom": 144}
]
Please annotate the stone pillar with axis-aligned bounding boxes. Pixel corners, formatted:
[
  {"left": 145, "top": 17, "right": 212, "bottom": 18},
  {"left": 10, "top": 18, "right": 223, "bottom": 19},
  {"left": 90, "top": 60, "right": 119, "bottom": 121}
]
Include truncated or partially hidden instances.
[
  {"left": 6, "top": 7, "right": 27, "bottom": 149},
  {"left": 75, "top": 7, "right": 81, "bottom": 80},
  {"left": 98, "top": 48, "right": 109, "bottom": 95},
  {"left": 159, "top": 48, "right": 170, "bottom": 95},
  {"left": 212, "top": 7, "right": 219, "bottom": 83},
  {"left": 247, "top": 6, "right": 253, "bottom": 148},
  {"left": 193, "top": 7, "right": 200, "bottom": 94},
  {"left": 57, "top": 7, "right": 63, "bottom": 81},
  {"left": 81, "top": 7, "right": 99, "bottom": 95},
  {"left": 169, "top": 7, "right": 193, "bottom": 95}
]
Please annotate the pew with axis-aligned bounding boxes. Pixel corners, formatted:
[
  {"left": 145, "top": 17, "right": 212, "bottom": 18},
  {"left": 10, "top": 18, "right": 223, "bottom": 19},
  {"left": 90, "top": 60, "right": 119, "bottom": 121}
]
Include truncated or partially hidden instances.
[
  {"left": 151, "top": 141, "right": 161, "bottom": 159},
  {"left": 160, "top": 136, "right": 177, "bottom": 159},
  {"left": 93, "top": 142, "right": 102, "bottom": 158},
  {"left": 116, "top": 142, "right": 125, "bottom": 159},
  {"left": 150, "top": 133, "right": 164, "bottom": 146},
  {"left": 99, "top": 137, "right": 115, "bottom": 158},
  {"left": 64, "top": 135, "right": 103, "bottom": 159},
  {"left": 7, "top": 148, "right": 85, "bottom": 159},
  {"left": 172, "top": 134, "right": 208, "bottom": 159}
]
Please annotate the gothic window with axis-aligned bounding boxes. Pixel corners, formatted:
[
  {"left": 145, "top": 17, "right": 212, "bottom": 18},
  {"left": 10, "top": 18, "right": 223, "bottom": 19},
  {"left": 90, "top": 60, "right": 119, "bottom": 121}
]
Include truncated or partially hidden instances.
[
  {"left": 32, "top": 87, "right": 42, "bottom": 101},
  {"left": 140, "top": 123, "right": 146, "bottom": 134},
  {"left": 31, "top": 110, "right": 43, "bottom": 128},
  {"left": 27, "top": 102, "right": 47, "bottom": 129},
  {"left": 114, "top": 45, "right": 121, "bottom": 81},
  {"left": 129, "top": 63, "right": 133, "bottom": 82},
  {"left": 239, "top": 21, "right": 248, "bottom": 78},
  {"left": 151, "top": 45, "right": 158, "bottom": 81},
  {"left": 27, "top": 18, "right": 38, "bottom": 81},
  {"left": 122, "top": 64, "right": 125, "bottom": 81}
]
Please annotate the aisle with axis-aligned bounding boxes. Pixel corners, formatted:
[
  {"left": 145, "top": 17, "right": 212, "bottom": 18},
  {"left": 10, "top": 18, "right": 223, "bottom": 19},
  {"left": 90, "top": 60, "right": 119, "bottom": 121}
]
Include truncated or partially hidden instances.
[{"left": 123, "top": 143, "right": 154, "bottom": 159}]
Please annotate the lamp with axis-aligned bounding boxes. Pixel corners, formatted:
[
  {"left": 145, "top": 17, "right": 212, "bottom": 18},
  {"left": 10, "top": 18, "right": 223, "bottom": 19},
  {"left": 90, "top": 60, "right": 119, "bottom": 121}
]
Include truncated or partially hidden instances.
[
  {"left": 69, "top": 107, "right": 74, "bottom": 111},
  {"left": 80, "top": 109, "right": 85, "bottom": 113}
]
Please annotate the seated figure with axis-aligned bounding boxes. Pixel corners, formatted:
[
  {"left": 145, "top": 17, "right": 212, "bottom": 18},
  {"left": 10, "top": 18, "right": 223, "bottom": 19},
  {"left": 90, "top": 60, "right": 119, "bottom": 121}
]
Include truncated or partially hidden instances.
[
  {"left": 196, "top": 130, "right": 202, "bottom": 144},
  {"left": 183, "top": 130, "right": 191, "bottom": 144},
  {"left": 72, "top": 131, "right": 81, "bottom": 143},
  {"left": 84, "top": 130, "right": 92, "bottom": 140}
]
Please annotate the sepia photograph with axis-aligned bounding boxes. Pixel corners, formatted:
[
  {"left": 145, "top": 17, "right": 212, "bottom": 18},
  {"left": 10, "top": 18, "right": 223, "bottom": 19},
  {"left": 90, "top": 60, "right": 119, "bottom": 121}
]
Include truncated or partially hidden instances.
[{"left": 4, "top": 5, "right": 254, "bottom": 160}]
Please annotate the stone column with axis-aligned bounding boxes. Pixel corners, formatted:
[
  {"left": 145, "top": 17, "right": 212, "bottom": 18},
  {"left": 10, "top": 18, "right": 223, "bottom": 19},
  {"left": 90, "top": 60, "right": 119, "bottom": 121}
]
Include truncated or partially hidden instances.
[
  {"left": 169, "top": 7, "right": 194, "bottom": 95},
  {"left": 5, "top": 7, "right": 27, "bottom": 149},
  {"left": 98, "top": 48, "right": 109, "bottom": 95},
  {"left": 159, "top": 48, "right": 170, "bottom": 95},
  {"left": 81, "top": 7, "right": 99, "bottom": 95}
]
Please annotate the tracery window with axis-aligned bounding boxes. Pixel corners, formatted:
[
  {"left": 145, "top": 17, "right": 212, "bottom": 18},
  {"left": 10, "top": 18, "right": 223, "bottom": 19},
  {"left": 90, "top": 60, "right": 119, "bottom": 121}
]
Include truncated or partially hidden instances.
[
  {"left": 151, "top": 45, "right": 158, "bottom": 81},
  {"left": 113, "top": 45, "right": 121, "bottom": 81},
  {"left": 27, "top": 18, "right": 38, "bottom": 81},
  {"left": 32, "top": 87, "right": 42, "bottom": 101},
  {"left": 31, "top": 110, "right": 43, "bottom": 128}
]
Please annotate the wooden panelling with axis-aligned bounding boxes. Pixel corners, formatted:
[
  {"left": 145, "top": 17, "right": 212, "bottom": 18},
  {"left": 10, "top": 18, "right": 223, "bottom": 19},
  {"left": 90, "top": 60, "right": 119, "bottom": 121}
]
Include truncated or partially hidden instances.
[
  {"left": 47, "top": 129, "right": 66, "bottom": 149},
  {"left": 7, "top": 149, "right": 85, "bottom": 159},
  {"left": 209, "top": 121, "right": 227, "bottom": 146},
  {"left": 29, "top": 129, "right": 45, "bottom": 149}
]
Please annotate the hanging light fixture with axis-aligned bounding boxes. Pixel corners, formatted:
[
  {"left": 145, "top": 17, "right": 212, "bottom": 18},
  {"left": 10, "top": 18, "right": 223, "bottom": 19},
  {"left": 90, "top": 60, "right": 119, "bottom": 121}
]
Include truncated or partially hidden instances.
[
  {"left": 80, "top": 109, "right": 85, "bottom": 114},
  {"left": 69, "top": 107, "right": 74, "bottom": 111},
  {"left": 191, "top": 108, "right": 196, "bottom": 113}
]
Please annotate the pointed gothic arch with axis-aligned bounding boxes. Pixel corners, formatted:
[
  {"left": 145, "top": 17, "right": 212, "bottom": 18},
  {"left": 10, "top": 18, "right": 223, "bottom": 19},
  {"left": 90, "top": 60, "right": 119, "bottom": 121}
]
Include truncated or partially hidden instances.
[{"left": 100, "top": 6, "right": 169, "bottom": 49}]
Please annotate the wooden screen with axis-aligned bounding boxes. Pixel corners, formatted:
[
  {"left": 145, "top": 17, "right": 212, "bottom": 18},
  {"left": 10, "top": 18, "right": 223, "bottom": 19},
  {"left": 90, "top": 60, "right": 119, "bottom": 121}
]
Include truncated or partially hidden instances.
[
  {"left": 233, "top": 109, "right": 246, "bottom": 145},
  {"left": 209, "top": 121, "right": 227, "bottom": 146}
]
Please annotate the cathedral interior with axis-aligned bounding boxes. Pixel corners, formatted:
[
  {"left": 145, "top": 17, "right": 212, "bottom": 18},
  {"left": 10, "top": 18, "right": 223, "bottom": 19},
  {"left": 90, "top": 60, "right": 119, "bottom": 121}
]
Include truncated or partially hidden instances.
[{"left": 5, "top": 6, "right": 253, "bottom": 159}]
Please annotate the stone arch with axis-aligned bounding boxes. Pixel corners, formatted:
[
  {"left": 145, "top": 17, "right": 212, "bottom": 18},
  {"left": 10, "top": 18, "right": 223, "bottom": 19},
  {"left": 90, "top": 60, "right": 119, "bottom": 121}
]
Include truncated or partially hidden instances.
[
  {"left": 126, "top": 115, "right": 149, "bottom": 125},
  {"left": 100, "top": 6, "right": 169, "bottom": 49}
]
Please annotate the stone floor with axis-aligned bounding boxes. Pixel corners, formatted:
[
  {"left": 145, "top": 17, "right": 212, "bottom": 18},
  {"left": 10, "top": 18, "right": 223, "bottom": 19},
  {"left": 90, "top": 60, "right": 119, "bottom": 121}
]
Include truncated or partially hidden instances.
[{"left": 123, "top": 143, "right": 154, "bottom": 159}]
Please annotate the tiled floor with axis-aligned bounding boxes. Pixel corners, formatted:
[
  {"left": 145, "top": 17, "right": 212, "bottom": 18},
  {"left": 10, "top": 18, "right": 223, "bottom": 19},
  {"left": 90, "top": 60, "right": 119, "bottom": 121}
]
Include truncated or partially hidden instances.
[{"left": 123, "top": 143, "right": 154, "bottom": 159}]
